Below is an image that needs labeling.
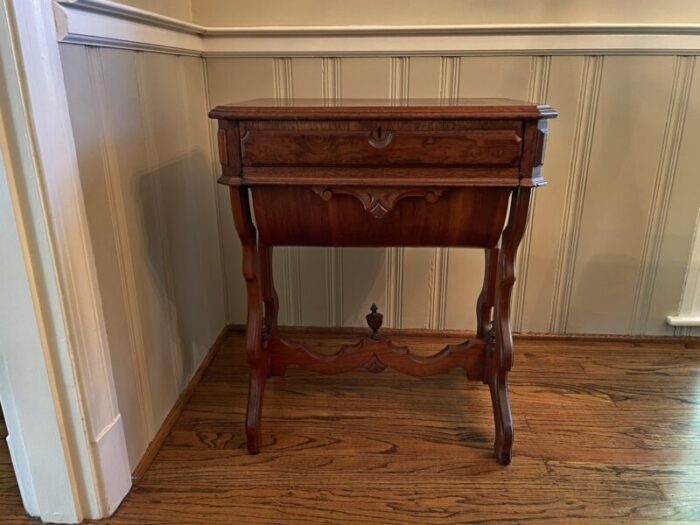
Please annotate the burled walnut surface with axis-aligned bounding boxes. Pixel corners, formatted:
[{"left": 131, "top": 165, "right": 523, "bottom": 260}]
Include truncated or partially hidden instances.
[{"left": 2, "top": 330, "right": 700, "bottom": 524}]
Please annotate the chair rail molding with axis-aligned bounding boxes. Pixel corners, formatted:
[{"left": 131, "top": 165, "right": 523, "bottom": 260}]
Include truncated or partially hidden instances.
[
  {"left": 55, "top": 0, "right": 700, "bottom": 57},
  {"left": 2, "top": 0, "right": 130, "bottom": 520},
  {"left": 667, "top": 209, "right": 700, "bottom": 328}
]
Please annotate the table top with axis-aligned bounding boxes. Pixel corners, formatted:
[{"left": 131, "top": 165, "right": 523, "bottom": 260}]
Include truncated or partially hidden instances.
[{"left": 209, "top": 98, "right": 557, "bottom": 121}]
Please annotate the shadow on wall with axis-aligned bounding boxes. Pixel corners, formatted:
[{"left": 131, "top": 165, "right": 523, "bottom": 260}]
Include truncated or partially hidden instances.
[
  {"left": 137, "top": 149, "right": 225, "bottom": 386},
  {"left": 340, "top": 247, "right": 387, "bottom": 327}
]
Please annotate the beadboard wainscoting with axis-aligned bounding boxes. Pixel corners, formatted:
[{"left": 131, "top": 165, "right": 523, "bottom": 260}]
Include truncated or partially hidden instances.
[
  {"left": 56, "top": 0, "right": 700, "bottom": 474},
  {"left": 206, "top": 55, "right": 700, "bottom": 338},
  {"left": 59, "top": 45, "right": 227, "bottom": 470}
]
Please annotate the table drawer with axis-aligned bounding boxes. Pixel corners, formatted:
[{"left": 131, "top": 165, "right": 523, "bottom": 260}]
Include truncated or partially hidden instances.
[
  {"left": 239, "top": 121, "right": 522, "bottom": 167},
  {"left": 252, "top": 185, "right": 511, "bottom": 247}
]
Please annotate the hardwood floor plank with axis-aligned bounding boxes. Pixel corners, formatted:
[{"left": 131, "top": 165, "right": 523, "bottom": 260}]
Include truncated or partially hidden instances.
[{"left": 2, "top": 330, "right": 700, "bottom": 523}]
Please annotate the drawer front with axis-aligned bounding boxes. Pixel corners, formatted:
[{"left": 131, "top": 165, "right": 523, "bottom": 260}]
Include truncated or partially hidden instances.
[
  {"left": 252, "top": 185, "right": 511, "bottom": 248},
  {"left": 240, "top": 121, "right": 522, "bottom": 167}
]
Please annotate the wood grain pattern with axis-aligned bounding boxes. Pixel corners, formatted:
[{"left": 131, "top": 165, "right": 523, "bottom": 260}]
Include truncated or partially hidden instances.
[
  {"left": 250, "top": 185, "right": 511, "bottom": 247},
  {"left": 214, "top": 99, "right": 552, "bottom": 462},
  {"left": 268, "top": 334, "right": 483, "bottom": 379},
  {"left": 239, "top": 126, "right": 523, "bottom": 167},
  {"left": 226, "top": 166, "right": 524, "bottom": 187},
  {"left": 310, "top": 186, "right": 446, "bottom": 219},
  {"left": 490, "top": 186, "right": 532, "bottom": 464},
  {"left": 2, "top": 330, "right": 700, "bottom": 523},
  {"left": 228, "top": 186, "right": 267, "bottom": 454}
]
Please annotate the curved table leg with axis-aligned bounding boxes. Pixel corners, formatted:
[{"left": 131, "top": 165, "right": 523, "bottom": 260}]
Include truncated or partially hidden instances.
[
  {"left": 246, "top": 364, "right": 266, "bottom": 454},
  {"left": 229, "top": 187, "right": 268, "bottom": 454},
  {"left": 477, "top": 247, "right": 499, "bottom": 384},
  {"left": 476, "top": 247, "right": 499, "bottom": 340},
  {"left": 259, "top": 244, "right": 279, "bottom": 340},
  {"left": 490, "top": 187, "right": 531, "bottom": 465},
  {"left": 489, "top": 370, "right": 513, "bottom": 465}
]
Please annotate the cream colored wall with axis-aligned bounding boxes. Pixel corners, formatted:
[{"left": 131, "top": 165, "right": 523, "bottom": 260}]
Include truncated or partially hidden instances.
[
  {"left": 206, "top": 55, "right": 700, "bottom": 337},
  {"left": 192, "top": 0, "right": 700, "bottom": 26},
  {"left": 59, "top": 44, "right": 226, "bottom": 469},
  {"left": 110, "top": 0, "right": 193, "bottom": 21},
  {"left": 54, "top": 2, "right": 700, "bottom": 475}
]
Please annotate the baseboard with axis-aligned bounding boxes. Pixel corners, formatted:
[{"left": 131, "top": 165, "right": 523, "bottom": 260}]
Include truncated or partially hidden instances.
[
  {"left": 131, "top": 325, "right": 232, "bottom": 483},
  {"left": 228, "top": 323, "right": 700, "bottom": 345},
  {"left": 92, "top": 414, "right": 131, "bottom": 514}
]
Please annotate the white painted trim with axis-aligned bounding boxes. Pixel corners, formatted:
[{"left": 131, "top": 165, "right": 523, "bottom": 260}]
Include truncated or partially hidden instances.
[
  {"left": 91, "top": 414, "right": 131, "bottom": 513},
  {"left": 58, "top": 0, "right": 201, "bottom": 34},
  {"left": 0, "top": 358, "right": 40, "bottom": 518},
  {"left": 202, "top": 32, "right": 700, "bottom": 57},
  {"left": 2, "top": 2, "right": 87, "bottom": 521},
  {"left": 667, "top": 316, "right": 700, "bottom": 326},
  {"left": 5, "top": 434, "right": 39, "bottom": 516},
  {"left": 55, "top": 0, "right": 700, "bottom": 56},
  {"left": 4, "top": 0, "right": 131, "bottom": 520},
  {"left": 667, "top": 209, "right": 700, "bottom": 327},
  {"left": 54, "top": 0, "right": 201, "bottom": 56}
]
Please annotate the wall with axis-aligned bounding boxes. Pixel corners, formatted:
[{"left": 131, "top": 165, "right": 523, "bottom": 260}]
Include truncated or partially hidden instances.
[
  {"left": 191, "top": 0, "right": 700, "bottom": 26},
  {"left": 59, "top": 1, "right": 700, "bottom": 348},
  {"left": 111, "top": 0, "right": 192, "bottom": 21},
  {"left": 59, "top": 44, "right": 226, "bottom": 470},
  {"left": 207, "top": 55, "right": 700, "bottom": 337},
  {"left": 55, "top": 0, "right": 700, "bottom": 476}
]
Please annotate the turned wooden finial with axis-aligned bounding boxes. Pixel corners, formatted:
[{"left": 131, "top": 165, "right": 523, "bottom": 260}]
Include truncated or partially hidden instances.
[{"left": 366, "top": 304, "right": 383, "bottom": 339}]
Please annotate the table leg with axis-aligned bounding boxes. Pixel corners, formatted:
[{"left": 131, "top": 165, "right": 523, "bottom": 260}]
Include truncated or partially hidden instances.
[
  {"left": 229, "top": 187, "right": 267, "bottom": 454},
  {"left": 259, "top": 244, "right": 279, "bottom": 339},
  {"left": 476, "top": 247, "right": 499, "bottom": 340},
  {"left": 490, "top": 187, "right": 531, "bottom": 465}
]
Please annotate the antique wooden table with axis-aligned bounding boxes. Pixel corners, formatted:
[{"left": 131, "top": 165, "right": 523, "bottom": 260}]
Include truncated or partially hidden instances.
[{"left": 210, "top": 98, "right": 557, "bottom": 464}]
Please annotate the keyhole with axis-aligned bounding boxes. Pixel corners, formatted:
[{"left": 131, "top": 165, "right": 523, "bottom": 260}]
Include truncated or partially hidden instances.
[{"left": 368, "top": 126, "right": 392, "bottom": 148}]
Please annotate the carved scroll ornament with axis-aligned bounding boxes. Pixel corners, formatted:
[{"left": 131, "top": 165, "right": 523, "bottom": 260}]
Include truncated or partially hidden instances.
[{"left": 311, "top": 186, "right": 447, "bottom": 219}]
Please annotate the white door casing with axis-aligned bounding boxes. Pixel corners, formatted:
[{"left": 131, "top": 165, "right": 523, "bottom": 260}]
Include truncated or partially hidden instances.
[{"left": 0, "top": 0, "right": 131, "bottom": 521}]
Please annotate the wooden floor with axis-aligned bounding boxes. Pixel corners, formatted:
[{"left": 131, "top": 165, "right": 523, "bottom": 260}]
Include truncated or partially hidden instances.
[
  {"left": 3, "top": 330, "right": 700, "bottom": 524},
  {"left": 1, "top": 418, "right": 30, "bottom": 523}
]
